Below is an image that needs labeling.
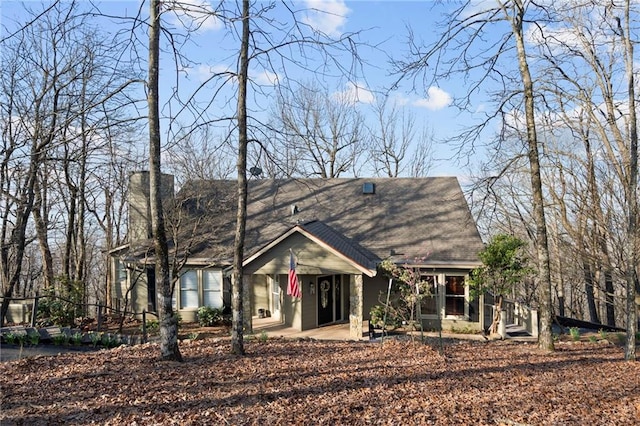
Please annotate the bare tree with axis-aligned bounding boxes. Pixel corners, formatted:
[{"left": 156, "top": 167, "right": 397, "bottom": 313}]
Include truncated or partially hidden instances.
[
  {"left": 148, "top": 0, "right": 182, "bottom": 361},
  {"left": 1, "top": 1, "right": 144, "bottom": 325},
  {"left": 271, "top": 81, "right": 365, "bottom": 178},
  {"left": 529, "top": 0, "right": 637, "bottom": 358},
  {"left": 367, "top": 97, "right": 434, "bottom": 177},
  {"left": 202, "top": 1, "right": 363, "bottom": 354},
  {"left": 231, "top": 0, "right": 250, "bottom": 356},
  {"left": 0, "top": 1, "right": 88, "bottom": 324},
  {"left": 165, "top": 127, "right": 235, "bottom": 186},
  {"left": 394, "top": 0, "right": 555, "bottom": 351},
  {"left": 619, "top": 0, "right": 638, "bottom": 361}
]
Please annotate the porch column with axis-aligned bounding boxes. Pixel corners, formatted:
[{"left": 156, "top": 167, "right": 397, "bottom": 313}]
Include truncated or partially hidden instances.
[
  {"left": 349, "top": 274, "right": 363, "bottom": 340},
  {"left": 243, "top": 274, "right": 252, "bottom": 334}
]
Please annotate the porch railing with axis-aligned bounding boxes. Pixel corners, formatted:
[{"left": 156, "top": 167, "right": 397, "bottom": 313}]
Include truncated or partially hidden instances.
[{"left": 485, "top": 295, "right": 538, "bottom": 338}]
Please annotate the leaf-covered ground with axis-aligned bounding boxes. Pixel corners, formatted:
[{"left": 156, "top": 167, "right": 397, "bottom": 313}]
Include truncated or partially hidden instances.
[{"left": 1, "top": 336, "right": 639, "bottom": 425}]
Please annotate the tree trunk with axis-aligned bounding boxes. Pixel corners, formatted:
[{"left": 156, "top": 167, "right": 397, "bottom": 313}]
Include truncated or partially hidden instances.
[
  {"left": 508, "top": 1, "right": 554, "bottom": 351},
  {"left": 490, "top": 295, "right": 503, "bottom": 336},
  {"left": 231, "top": 0, "right": 250, "bottom": 356},
  {"left": 621, "top": 0, "right": 637, "bottom": 361},
  {"left": 583, "top": 259, "right": 600, "bottom": 324},
  {"left": 603, "top": 270, "right": 615, "bottom": 327},
  {"left": 32, "top": 174, "right": 54, "bottom": 289},
  {"left": 581, "top": 127, "right": 616, "bottom": 327},
  {"left": 148, "top": 0, "right": 182, "bottom": 362},
  {"left": 0, "top": 156, "right": 39, "bottom": 325}
]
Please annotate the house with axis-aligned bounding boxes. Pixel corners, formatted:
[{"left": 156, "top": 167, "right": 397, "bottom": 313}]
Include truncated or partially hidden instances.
[{"left": 109, "top": 172, "right": 486, "bottom": 339}]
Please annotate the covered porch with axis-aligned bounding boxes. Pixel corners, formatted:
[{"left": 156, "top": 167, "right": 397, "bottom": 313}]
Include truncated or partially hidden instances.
[{"left": 242, "top": 220, "right": 381, "bottom": 340}]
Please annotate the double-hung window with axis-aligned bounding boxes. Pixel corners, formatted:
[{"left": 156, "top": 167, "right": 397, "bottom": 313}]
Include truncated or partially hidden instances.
[
  {"left": 445, "top": 275, "right": 466, "bottom": 317},
  {"left": 179, "top": 269, "right": 223, "bottom": 309},
  {"left": 180, "top": 270, "right": 199, "bottom": 309},
  {"left": 203, "top": 270, "right": 223, "bottom": 308}
]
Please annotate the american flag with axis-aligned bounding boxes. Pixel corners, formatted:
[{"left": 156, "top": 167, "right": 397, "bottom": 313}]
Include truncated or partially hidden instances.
[{"left": 287, "top": 250, "right": 302, "bottom": 299}]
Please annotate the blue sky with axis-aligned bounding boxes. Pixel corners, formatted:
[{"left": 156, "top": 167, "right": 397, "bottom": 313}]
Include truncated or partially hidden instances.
[{"left": 1, "top": 0, "right": 492, "bottom": 177}]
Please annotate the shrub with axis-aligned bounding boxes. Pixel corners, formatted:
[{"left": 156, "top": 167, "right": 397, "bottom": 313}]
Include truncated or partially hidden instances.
[
  {"left": 369, "top": 305, "right": 400, "bottom": 329},
  {"left": 4, "top": 332, "right": 17, "bottom": 345},
  {"left": 197, "top": 306, "right": 224, "bottom": 327},
  {"left": 53, "top": 334, "right": 69, "bottom": 346},
  {"left": 36, "top": 279, "right": 85, "bottom": 327},
  {"left": 140, "top": 320, "right": 159, "bottom": 333},
  {"left": 101, "top": 333, "right": 121, "bottom": 348},
  {"left": 70, "top": 332, "right": 83, "bottom": 346},
  {"left": 569, "top": 327, "right": 580, "bottom": 341},
  {"left": 451, "top": 325, "right": 477, "bottom": 334},
  {"left": 27, "top": 332, "right": 40, "bottom": 346},
  {"left": 89, "top": 332, "right": 102, "bottom": 347}
]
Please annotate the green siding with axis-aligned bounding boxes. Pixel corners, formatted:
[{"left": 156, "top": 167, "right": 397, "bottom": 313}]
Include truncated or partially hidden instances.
[
  {"left": 245, "top": 233, "right": 366, "bottom": 276},
  {"left": 363, "top": 275, "right": 388, "bottom": 320},
  {"left": 252, "top": 275, "right": 269, "bottom": 316}
]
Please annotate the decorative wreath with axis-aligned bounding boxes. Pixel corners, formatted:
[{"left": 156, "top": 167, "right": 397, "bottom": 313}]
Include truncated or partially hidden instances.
[{"left": 320, "top": 280, "right": 331, "bottom": 308}]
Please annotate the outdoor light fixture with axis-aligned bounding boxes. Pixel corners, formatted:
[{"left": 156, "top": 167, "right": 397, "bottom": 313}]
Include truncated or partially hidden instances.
[{"left": 309, "top": 282, "right": 315, "bottom": 295}]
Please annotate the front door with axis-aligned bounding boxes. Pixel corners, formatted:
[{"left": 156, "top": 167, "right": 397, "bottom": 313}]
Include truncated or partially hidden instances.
[{"left": 317, "top": 275, "right": 342, "bottom": 326}]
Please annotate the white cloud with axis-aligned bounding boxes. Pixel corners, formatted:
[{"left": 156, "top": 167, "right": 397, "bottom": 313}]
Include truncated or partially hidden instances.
[
  {"left": 413, "top": 87, "right": 452, "bottom": 111},
  {"left": 389, "top": 92, "right": 411, "bottom": 106},
  {"left": 302, "top": 0, "right": 350, "bottom": 37},
  {"left": 164, "top": 0, "right": 222, "bottom": 32},
  {"left": 333, "top": 82, "right": 375, "bottom": 105},
  {"left": 251, "top": 69, "right": 279, "bottom": 86}
]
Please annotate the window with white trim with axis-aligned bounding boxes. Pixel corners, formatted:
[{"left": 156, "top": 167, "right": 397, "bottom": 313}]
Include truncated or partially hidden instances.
[
  {"left": 180, "top": 270, "right": 199, "bottom": 309},
  {"left": 203, "top": 270, "right": 223, "bottom": 308},
  {"left": 419, "top": 275, "right": 437, "bottom": 316},
  {"left": 445, "top": 275, "right": 466, "bottom": 316}
]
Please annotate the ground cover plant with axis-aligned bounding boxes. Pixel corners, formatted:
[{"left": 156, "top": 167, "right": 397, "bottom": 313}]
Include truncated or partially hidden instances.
[{"left": 1, "top": 336, "right": 638, "bottom": 425}]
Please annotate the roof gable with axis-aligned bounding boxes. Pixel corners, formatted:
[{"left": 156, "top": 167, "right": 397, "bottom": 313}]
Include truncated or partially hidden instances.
[{"left": 243, "top": 220, "right": 380, "bottom": 276}]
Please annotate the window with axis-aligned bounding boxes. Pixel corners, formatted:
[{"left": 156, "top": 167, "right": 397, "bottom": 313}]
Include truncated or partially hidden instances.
[
  {"left": 445, "top": 275, "right": 465, "bottom": 316},
  {"left": 115, "top": 259, "right": 127, "bottom": 283},
  {"left": 419, "top": 275, "right": 437, "bottom": 316},
  {"left": 271, "top": 275, "right": 281, "bottom": 313},
  {"left": 203, "top": 270, "right": 223, "bottom": 308},
  {"left": 180, "top": 270, "right": 198, "bottom": 309}
]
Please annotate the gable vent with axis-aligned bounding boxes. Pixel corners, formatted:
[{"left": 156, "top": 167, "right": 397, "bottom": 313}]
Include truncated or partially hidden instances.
[{"left": 362, "top": 182, "right": 375, "bottom": 194}]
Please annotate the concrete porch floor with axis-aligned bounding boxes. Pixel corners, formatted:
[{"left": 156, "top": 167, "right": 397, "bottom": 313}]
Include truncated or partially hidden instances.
[
  {"left": 250, "top": 317, "right": 503, "bottom": 342},
  {"left": 251, "top": 316, "right": 364, "bottom": 340}
]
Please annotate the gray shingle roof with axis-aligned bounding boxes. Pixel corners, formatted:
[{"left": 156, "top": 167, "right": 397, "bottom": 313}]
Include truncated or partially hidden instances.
[
  {"left": 296, "top": 220, "right": 380, "bottom": 271},
  {"left": 172, "top": 177, "right": 483, "bottom": 268}
]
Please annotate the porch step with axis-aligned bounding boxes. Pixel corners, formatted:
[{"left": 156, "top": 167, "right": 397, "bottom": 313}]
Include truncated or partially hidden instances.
[{"left": 505, "top": 324, "right": 533, "bottom": 338}]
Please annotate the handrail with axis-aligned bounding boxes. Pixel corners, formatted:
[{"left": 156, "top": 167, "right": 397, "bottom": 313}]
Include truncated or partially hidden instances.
[{"left": 1, "top": 294, "right": 150, "bottom": 329}]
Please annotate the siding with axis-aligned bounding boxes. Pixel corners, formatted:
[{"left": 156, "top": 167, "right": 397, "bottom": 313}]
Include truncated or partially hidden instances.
[
  {"left": 280, "top": 273, "right": 302, "bottom": 329},
  {"left": 363, "top": 275, "right": 389, "bottom": 320},
  {"left": 252, "top": 274, "right": 269, "bottom": 317},
  {"left": 244, "top": 233, "right": 365, "bottom": 276},
  {"left": 300, "top": 274, "right": 316, "bottom": 330}
]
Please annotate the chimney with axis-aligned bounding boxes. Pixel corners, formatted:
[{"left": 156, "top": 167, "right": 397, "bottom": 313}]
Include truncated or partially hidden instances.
[{"left": 128, "top": 171, "right": 175, "bottom": 242}]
